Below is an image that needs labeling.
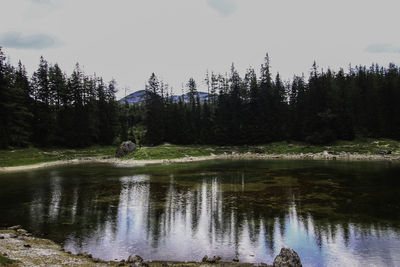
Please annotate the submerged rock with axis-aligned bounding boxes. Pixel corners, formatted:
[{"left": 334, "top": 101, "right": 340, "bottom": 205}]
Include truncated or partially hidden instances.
[
  {"left": 273, "top": 248, "right": 302, "bottom": 267},
  {"left": 116, "top": 141, "right": 136, "bottom": 158}
]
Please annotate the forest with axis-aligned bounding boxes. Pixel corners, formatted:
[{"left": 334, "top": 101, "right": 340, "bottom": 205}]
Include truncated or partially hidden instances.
[{"left": 0, "top": 47, "right": 399, "bottom": 149}]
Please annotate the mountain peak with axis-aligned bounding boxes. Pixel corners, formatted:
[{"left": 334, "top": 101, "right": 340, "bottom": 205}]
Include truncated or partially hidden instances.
[{"left": 119, "top": 90, "right": 209, "bottom": 104}]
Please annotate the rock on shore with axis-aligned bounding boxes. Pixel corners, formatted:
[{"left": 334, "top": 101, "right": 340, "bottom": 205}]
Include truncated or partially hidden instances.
[
  {"left": 116, "top": 141, "right": 136, "bottom": 158},
  {"left": 1, "top": 227, "right": 303, "bottom": 267},
  {"left": 273, "top": 248, "right": 302, "bottom": 267}
]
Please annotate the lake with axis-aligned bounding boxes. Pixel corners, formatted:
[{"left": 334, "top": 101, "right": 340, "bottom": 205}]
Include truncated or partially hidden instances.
[{"left": 0, "top": 159, "right": 399, "bottom": 266}]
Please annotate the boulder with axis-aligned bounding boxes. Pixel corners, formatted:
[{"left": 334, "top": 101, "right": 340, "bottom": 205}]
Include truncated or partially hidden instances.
[
  {"left": 127, "top": 254, "right": 143, "bottom": 263},
  {"left": 17, "top": 229, "right": 28, "bottom": 236},
  {"left": 205, "top": 255, "right": 221, "bottom": 263},
  {"left": 127, "top": 254, "right": 149, "bottom": 267},
  {"left": 82, "top": 252, "right": 92, "bottom": 258},
  {"left": 232, "top": 256, "right": 239, "bottom": 262},
  {"left": 8, "top": 225, "right": 22, "bottom": 230},
  {"left": 273, "top": 248, "right": 302, "bottom": 267},
  {"left": 377, "top": 150, "right": 392, "bottom": 155},
  {"left": 10, "top": 233, "right": 18, "bottom": 238},
  {"left": 116, "top": 141, "right": 136, "bottom": 158},
  {"left": 254, "top": 148, "right": 265, "bottom": 154},
  {"left": 213, "top": 256, "right": 222, "bottom": 263}
]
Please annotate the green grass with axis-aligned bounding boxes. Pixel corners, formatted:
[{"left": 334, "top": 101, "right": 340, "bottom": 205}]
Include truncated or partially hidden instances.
[
  {"left": 0, "top": 255, "right": 17, "bottom": 266},
  {"left": 125, "top": 138, "right": 400, "bottom": 160},
  {"left": 0, "top": 146, "right": 115, "bottom": 167},
  {"left": 251, "top": 138, "right": 400, "bottom": 155},
  {"left": 123, "top": 144, "right": 225, "bottom": 160}
]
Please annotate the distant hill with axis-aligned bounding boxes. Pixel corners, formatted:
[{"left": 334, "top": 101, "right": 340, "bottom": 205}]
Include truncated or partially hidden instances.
[
  {"left": 119, "top": 90, "right": 209, "bottom": 104},
  {"left": 119, "top": 90, "right": 146, "bottom": 104}
]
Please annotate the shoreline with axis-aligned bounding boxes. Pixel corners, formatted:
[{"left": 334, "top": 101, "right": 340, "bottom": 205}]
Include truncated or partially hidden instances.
[
  {"left": 1, "top": 151, "right": 399, "bottom": 173},
  {"left": 0, "top": 228, "right": 272, "bottom": 267}
]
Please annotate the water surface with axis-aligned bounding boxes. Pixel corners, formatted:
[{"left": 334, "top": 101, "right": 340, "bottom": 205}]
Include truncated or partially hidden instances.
[{"left": 0, "top": 160, "right": 400, "bottom": 266}]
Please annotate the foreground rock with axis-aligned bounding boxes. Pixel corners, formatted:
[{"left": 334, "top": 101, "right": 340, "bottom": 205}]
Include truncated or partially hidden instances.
[
  {"left": 273, "top": 248, "right": 302, "bottom": 267},
  {"left": 127, "top": 253, "right": 149, "bottom": 267},
  {"left": 202, "top": 255, "right": 222, "bottom": 263},
  {"left": 116, "top": 141, "right": 136, "bottom": 158}
]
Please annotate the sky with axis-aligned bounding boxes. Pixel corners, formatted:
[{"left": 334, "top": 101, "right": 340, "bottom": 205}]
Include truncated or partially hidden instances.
[{"left": 1, "top": 0, "right": 400, "bottom": 99}]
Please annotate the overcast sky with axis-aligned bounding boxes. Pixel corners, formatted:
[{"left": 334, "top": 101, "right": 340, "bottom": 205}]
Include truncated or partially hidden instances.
[{"left": 1, "top": 0, "right": 400, "bottom": 99}]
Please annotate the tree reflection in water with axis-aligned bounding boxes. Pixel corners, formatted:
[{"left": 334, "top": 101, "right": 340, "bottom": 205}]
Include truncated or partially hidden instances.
[{"left": 0, "top": 160, "right": 399, "bottom": 266}]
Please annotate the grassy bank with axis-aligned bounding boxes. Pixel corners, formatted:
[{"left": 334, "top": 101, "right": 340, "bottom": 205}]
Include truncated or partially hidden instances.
[
  {"left": 0, "top": 146, "right": 115, "bottom": 167},
  {"left": 124, "top": 138, "right": 400, "bottom": 160},
  {"left": 1, "top": 139, "right": 399, "bottom": 168}
]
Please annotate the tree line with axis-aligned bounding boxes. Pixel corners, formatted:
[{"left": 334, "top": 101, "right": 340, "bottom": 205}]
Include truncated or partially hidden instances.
[
  {"left": 0, "top": 47, "right": 118, "bottom": 148},
  {"left": 1, "top": 47, "right": 399, "bottom": 149},
  {"left": 142, "top": 55, "right": 400, "bottom": 145}
]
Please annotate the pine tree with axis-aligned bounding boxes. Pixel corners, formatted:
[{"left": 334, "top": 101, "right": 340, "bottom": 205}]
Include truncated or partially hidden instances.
[
  {"left": 48, "top": 63, "right": 69, "bottom": 144},
  {"left": 0, "top": 47, "right": 11, "bottom": 148},
  {"left": 8, "top": 61, "right": 33, "bottom": 146},
  {"left": 31, "top": 56, "right": 54, "bottom": 146},
  {"left": 257, "top": 54, "right": 274, "bottom": 143},
  {"left": 145, "top": 73, "right": 164, "bottom": 145}
]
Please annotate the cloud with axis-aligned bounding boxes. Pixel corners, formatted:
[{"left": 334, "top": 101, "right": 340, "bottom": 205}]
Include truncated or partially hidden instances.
[
  {"left": 365, "top": 43, "right": 400, "bottom": 54},
  {"left": 31, "top": 0, "right": 56, "bottom": 5},
  {"left": 207, "top": 0, "right": 237, "bottom": 17},
  {"left": 0, "top": 31, "right": 63, "bottom": 50}
]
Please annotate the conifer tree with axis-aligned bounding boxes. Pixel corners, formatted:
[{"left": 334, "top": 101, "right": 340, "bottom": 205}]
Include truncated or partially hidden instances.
[
  {"left": 31, "top": 56, "right": 54, "bottom": 146},
  {"left": 145, "top": 73, "right": 164, "bottom": 145}
]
